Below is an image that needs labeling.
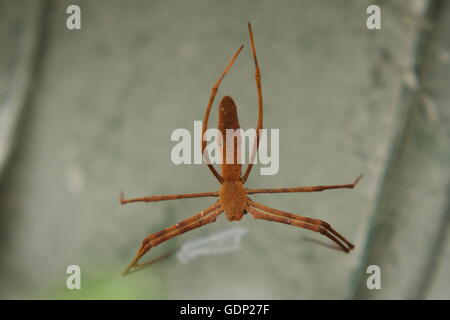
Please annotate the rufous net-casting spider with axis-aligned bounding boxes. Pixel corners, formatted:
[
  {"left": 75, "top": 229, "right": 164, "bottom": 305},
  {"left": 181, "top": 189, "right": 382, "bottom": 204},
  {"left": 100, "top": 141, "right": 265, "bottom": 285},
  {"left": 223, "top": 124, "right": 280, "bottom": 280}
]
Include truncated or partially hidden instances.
[{"left": 120, "top": 23, "right": 362, "bottom": 276}]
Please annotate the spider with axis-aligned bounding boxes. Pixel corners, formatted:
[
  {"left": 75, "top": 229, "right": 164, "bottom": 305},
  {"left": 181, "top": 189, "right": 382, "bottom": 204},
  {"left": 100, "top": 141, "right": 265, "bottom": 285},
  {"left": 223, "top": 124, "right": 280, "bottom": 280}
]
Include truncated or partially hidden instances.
[{"left": 120, "top": 23, "right": 362, "bottom": 276}]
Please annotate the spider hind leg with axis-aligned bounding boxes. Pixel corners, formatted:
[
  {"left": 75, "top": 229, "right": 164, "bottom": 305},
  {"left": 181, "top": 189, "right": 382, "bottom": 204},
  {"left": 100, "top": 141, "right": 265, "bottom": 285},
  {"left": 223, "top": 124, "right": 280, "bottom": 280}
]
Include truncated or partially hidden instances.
[{"left": 247, "top": 200, "right": 354, "bottom": 253}]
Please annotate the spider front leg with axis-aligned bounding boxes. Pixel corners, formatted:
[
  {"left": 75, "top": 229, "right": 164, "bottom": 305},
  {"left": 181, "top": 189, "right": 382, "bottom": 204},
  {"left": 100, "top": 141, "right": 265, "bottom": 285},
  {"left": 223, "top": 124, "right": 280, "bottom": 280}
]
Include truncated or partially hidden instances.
[
  {"left": 247, "top": 200, "right": 354, "bottom": 253},
  {"left": 241, "top": 23, "right": 263, "bottom": 184},
  {"left": 122, "top": 202, "right": 223, "bottom": 275},
  {"left": 202, "top": 44, "right": 244, "bottom": 183}
]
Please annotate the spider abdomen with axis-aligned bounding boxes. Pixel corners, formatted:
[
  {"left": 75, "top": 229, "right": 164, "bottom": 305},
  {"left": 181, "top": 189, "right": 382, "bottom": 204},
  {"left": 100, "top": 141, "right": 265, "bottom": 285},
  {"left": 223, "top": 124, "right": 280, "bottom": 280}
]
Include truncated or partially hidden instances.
[{"left": 218, "top": 95, "right": 242, "bottom": 181}]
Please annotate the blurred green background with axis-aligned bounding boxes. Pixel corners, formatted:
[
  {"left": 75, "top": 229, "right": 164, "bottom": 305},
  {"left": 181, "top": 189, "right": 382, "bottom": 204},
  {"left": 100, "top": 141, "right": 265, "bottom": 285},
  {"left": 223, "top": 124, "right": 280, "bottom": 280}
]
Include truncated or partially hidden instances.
[{"left": 0, "top": 0, "right": 449, "bottom": 299}]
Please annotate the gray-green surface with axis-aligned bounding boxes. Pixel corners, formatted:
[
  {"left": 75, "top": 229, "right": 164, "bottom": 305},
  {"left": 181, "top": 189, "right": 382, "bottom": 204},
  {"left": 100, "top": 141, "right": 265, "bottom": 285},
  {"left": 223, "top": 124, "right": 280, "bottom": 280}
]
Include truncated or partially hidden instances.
[{"left": 0, "top": 0, "right": 448, "bottom": 299}]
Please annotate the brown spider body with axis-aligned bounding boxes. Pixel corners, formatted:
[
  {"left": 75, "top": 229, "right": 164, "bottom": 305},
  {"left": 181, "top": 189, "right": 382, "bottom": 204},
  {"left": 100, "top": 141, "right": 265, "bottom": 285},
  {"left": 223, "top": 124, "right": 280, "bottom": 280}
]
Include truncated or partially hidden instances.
[
  {"left": 218, "top": 95, "right": 247, "bottom": 221},
  {"left": 119, "top": 23, "right": 362, "bottom": 276}
]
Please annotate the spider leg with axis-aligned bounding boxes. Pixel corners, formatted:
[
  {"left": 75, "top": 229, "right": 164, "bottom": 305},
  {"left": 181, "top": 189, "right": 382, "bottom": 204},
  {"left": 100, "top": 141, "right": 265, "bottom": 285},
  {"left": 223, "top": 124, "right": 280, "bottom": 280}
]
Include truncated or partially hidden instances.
[
  {"left": 202, "top": 45, "right": 244, "bottom": 184},
  {"left": 122, "top": 203, "right": 223, "bottom": 275},
  {"left": 120, "top": 191, "right": 219, "bottom": 205},
  {"left": 247, "top": 200, "right": 354, "bottom": 253},
  {"left": 246, "top": 175, "right": 363, "bottom": 195},
  {"left": 241, "top": 23, "right": 263, "bottom": 184},
  {"left": 125, "top": 250, "right": 177, "bottom": 275}
]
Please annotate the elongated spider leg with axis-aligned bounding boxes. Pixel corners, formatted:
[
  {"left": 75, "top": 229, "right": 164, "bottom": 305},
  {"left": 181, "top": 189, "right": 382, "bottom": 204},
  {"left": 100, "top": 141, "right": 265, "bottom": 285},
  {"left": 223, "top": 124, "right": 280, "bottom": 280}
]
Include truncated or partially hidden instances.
[
  {"left": 246, "top": 206, "right": 351, "bottom": 253},
  {"left": 120, "top": 191, "right": 219, "bottom": 205},
  {"left": 126, "top": 249, "right": 177, "bottom": 275},
  {"left": 249, "top": 200, "right": 354, "bottom": 250},
  {"left": 122, "top": 205, "right": 223, "bottom": 275},
  {"left": 202, "top": 45, "right": 244, "bottom": 183},
  {"left": 123, "top": 208, "right": 223, "bottom": 276},
  {"left": 122, "top": 202, "right": 220, "bottom": 275},
  {"left": 241, "top": 23, "right": 263, "bottom": 184},
  {"left": 246, "top": 175, "right": 363, "bottom": 195},
  {"left": 302, "top": 237, "right": 343, "bottom": 252},
  {"left": 247, "top": 200, "right": 354, "bottom": 252},
  {"left": 145, "top": 202, "right": 219, "bottom": 241},
  {"left": 126, "top": 202, "right": 219, "bottom": 258}
]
